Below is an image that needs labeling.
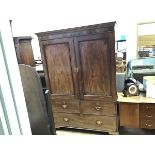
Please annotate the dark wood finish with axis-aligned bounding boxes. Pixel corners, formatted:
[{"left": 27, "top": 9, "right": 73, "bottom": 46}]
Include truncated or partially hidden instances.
[
  {"left": 52, "top": 99, "right": 80, "bottom": 113},
  {"left": 41, "top": 38, "right": 78, "bottom": 100},
  {"left": 119, "top": 103, "right": 139, "bottom": 128},
  {"left": 36, "top": 22, "right": 115, "bottom": 40},
  {"left": 53, "top": 113, "right": 117, "bottom": 132},
  {"left": 36, "top": 22, "right": 117, "bottom": 134},
  {"left": 140, "top": 104, "right": 155, "bottom": 129},
  {"left": 44, "top": 90, "right": 56, "bottom": 134},
  {"left": 140, "top": 119, "right": 155, "bottom": 129},
  {"left": 14, "top": 36, "right": 35, "bottom": 67},
  {"left": 80, "top": 101, "right": 116, "bottom": 116},
  {"left": 119, "top": 101, "right": 155, "bottom": 130},
  {"left": 74, "top": 34, "right": 114, "bottom": 101},
  {"left": 140, "top": 104, "right": 155, "bottom": 115}
]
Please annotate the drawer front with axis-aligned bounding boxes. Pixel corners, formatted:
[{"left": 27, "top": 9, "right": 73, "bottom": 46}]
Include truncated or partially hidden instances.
[
  {"left": 140, "top": 104, "right": 155, "bottom": 114},
  {"left": 80, "top": 101, "right": 116, "bottom": 116},
  {"left": 140, "top": 119, "right": 155, "bottom": 129},
  {"left": 140, "top": 104, "right": 155, "bottom": 121},
  {"left": 53, "top": 113, "right": 117, "bottom": 132},
  {"left": 140, "top": 112, "right": 155, "bottom": 120},
  {"left": 52, "top": 100, "right": 80, "bottom": 113}
]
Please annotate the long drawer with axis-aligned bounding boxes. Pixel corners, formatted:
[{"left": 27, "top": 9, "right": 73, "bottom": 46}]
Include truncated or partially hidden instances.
[
  {"left": 53, "top": 113, "right": 117, "bottom": 132},
  {"left": 139, "top": 104, "right": 155, "bottom": 129},
  {"left": 52, "top": 100, "right": 80, "bottom": 113},
  {"left": 80, "top": 101, "right": 116, "bottom": 116}
]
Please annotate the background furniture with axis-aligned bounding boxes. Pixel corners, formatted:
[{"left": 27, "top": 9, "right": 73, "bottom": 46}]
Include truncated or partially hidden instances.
[
  {"left": 36, "top": 22, "right": 118, "bottom": 134},
  {"left": 19, "top": 64, "right": 56, "bottom": 135},
  {"left": 115, "top": 39, "right": 126, "bottom": 73},
  {"left": 118, "top": 92, "right": 155, "bottom": 129},
  {"left": 14, "top": 36, "right": 35, "bottom": 67},
  {"left": 127, "top": 57, "right": 155, "bottom": 84},
  {"left": 116, "top": 73, "right": 125, "bottom": 92},
  {"left": 36, "top": 64, "right": 47, "bottom": 93}
]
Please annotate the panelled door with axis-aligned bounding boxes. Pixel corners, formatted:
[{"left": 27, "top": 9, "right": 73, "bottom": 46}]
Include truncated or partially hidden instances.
[
  {"left": 42, "top": 38, "right": 78, "bottom": 100},
  {"left": 74, "top": 33, "right": 115, "bottom": 102}
]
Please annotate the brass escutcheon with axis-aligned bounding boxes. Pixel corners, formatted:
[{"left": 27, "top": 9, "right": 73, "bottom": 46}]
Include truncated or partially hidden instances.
[
  {"left": 96, "top": 120, "right": 102, "bottom": 125},
  {"left": 62, "top": 104, "right": 68, "bottom": 109},
  {"left": 95, "top": 106, "right": 102, "bottom": 111},
  {"left": 63, "top": 117, "right": 69, "bottom": 122}
]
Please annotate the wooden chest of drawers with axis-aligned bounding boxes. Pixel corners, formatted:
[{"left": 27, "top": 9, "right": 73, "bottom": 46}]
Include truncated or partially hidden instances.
[
  {"left": 118, "top": 93, "right": 155, "bottom": 129},
  {"left": 52, "top": 100, "right": 118, "bottom": 133},
  {"left": 140, "top": 104, "right": 155, "bottom": 129}
]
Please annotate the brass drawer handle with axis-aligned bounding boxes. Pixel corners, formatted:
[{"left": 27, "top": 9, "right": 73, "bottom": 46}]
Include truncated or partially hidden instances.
[
  {"left": 96, "top": 120, "right": 102, "bottom": 125},
  {"left": 146, "top": 106, "right": 154, "bottom": 109},
  {"left": 62, "top": 104, "right": 68, "bottom": 109},
  {"left": 146, "top": 115, "right": 152, "bottom": 118},
  {"left": 145, "top": 124, "right": 152, "bottom": 127},
  {"left": 95, "top": 106, "right": 102, "bottom": 111},
  {"left": 63, "top": 117, "right": 69, "bottom": 122}
]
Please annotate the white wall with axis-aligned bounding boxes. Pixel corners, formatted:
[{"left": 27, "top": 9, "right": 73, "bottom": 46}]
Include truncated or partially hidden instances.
[
  {"left": 139, "top": 23, "right": 155, "bottom": 35},
  {"left": 1, "top": 0, "right": 155, "bottom": 61}
]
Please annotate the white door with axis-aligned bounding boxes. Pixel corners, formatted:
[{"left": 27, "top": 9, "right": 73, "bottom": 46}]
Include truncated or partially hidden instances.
[{"left": 0, "top": 21, "right": 31, "bottom": 135}]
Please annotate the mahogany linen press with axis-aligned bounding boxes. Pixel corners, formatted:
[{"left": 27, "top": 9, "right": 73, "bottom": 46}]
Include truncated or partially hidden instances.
[{"left": 36, "top": 22, "right": 118, "bottom": 134}]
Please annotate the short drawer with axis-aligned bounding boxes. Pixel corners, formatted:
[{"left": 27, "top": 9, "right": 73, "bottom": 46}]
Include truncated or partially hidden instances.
[
  {"left": 140, "top": 119, "right": 155, "bottom": 129},
  {"left": 52, "top": 100, "right": 80, "bottom": 113},
  {"left": 53, "top": 113, "right": 117, "bottom": 132},
  {"left": 140, "top": 104, "right": 155, "bottom": 114},
  {"left": 140, "top": 112, "right": 155, "bottom": 120},
  {"left": 80, "top": 101, "right": 116, "bottom": 116}
]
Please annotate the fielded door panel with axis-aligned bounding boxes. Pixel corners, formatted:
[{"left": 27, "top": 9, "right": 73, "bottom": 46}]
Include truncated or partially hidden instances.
[
  {"left": 42, "top": 38, "right": 78, "bottom": 100},
  {"left": 74, "top": 33, "right": 115, "bottom": 101}
]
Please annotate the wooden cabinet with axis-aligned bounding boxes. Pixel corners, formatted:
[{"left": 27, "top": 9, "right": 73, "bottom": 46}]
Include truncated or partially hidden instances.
[
  {"left": 36, "top": 22, "right": 118, "bottom": 134},
  {"left": 14, "top": 36, "right": 35, "bottom": 67},
  {"left": 140, "top": 104, "right": 155, "bottom": 129},
  {"left": 118, "top": 93, "right": 155, "bottom": 129}
]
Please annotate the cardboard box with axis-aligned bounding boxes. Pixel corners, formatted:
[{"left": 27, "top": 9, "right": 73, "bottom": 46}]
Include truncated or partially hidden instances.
[
  {"left": 143, "top": 76, "right": 155, "bottom": 90},
  {"left": 146, "top": 79, "right": 155, "bottom": 98}
]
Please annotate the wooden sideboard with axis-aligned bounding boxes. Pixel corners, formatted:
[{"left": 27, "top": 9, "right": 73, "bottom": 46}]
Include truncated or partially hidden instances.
[{"left": 118, "top": 93, "right": 155, "bottom": 129}]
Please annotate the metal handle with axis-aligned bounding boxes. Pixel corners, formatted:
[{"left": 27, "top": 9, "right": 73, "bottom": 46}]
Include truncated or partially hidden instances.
[
  {"left": 145, "top": 123, "right": 152, "bottom": 127},
  {"left": 96, "top": 120, "right": 102, "bottom": 125},
  {"left": 95, "top": 106, "right": 102, "bottom": 111},
  {"left": 148, "top": 124, "right": 152, "bottom": 127},
  {"left": 146, "top": 115, "right": 152, "bottom": 118},
  {"left": 63, "top": 117, "right": 69, "bottom": 122},
  {"left": 62, "top": 104, "right": 68, "bottom": 109},
  {"left": 147, "top": 106, "right": 154, "bottom": 109}
]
